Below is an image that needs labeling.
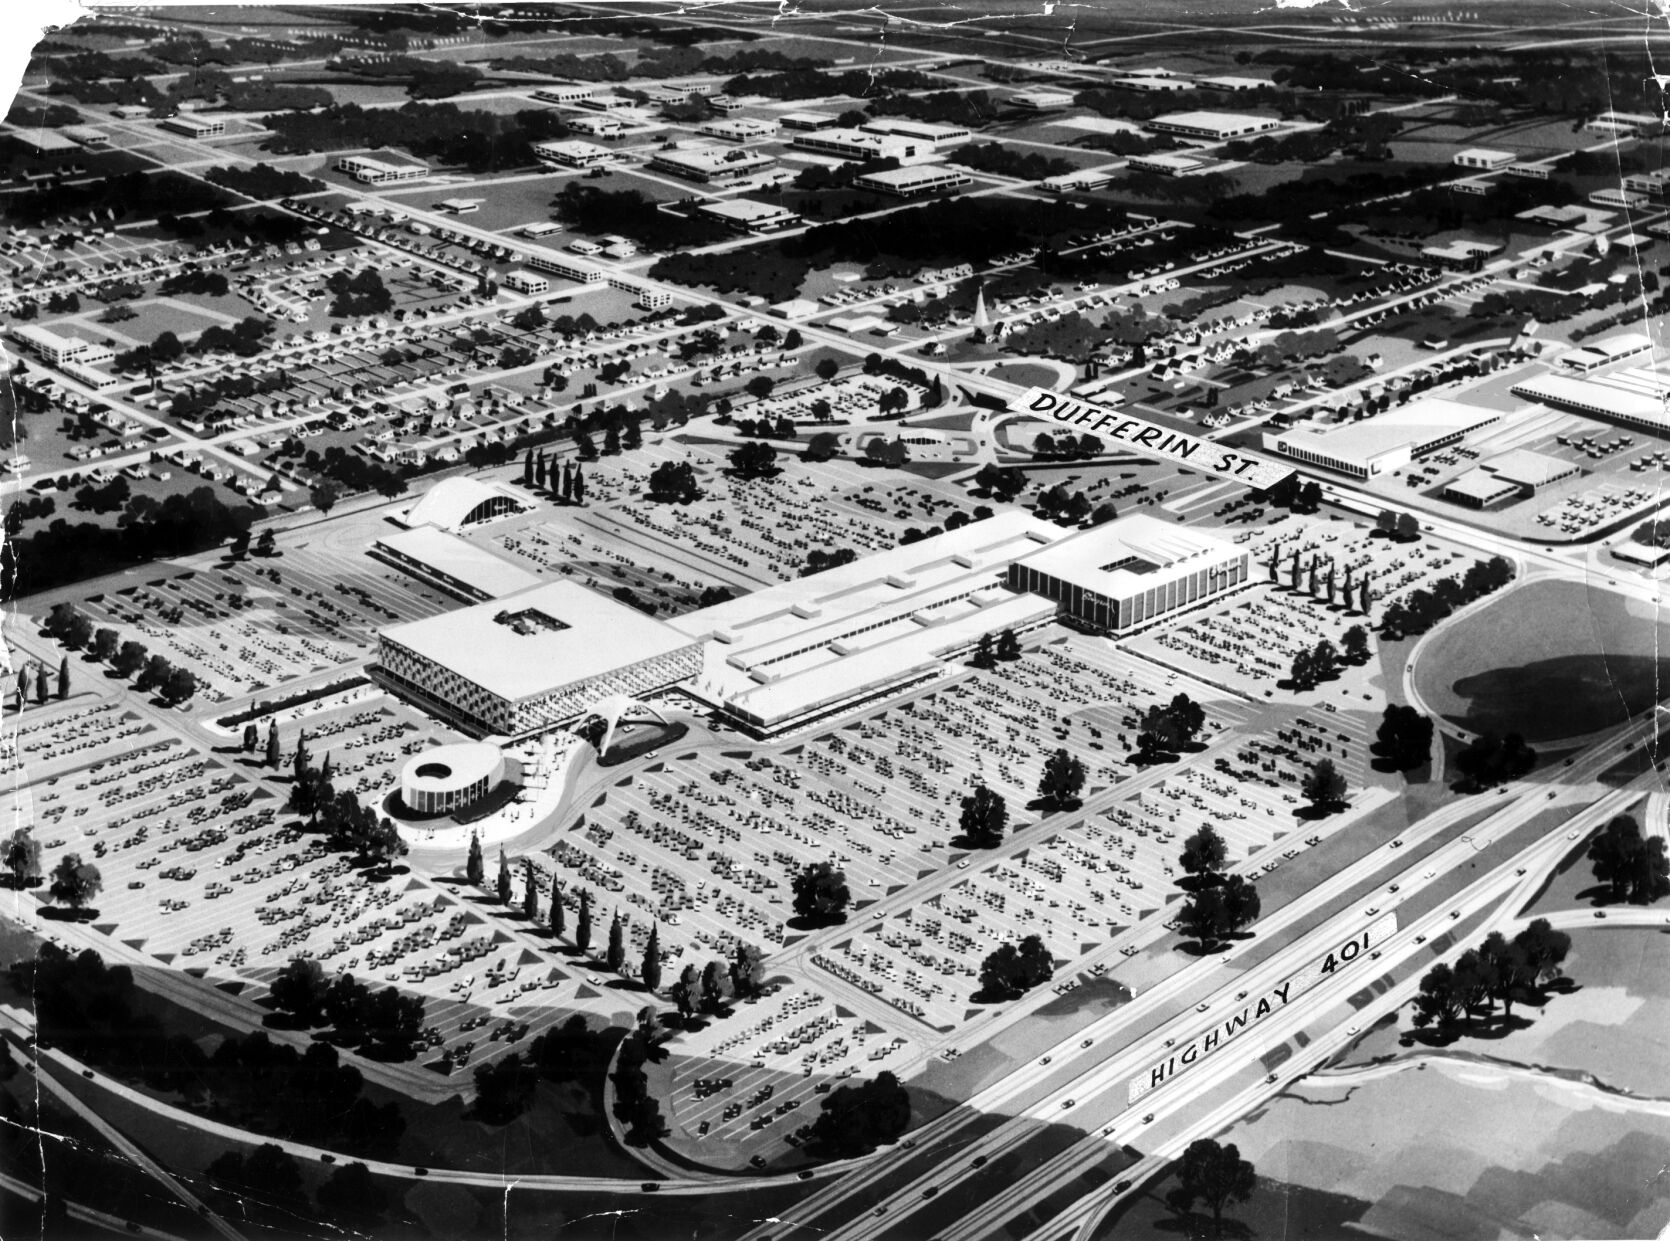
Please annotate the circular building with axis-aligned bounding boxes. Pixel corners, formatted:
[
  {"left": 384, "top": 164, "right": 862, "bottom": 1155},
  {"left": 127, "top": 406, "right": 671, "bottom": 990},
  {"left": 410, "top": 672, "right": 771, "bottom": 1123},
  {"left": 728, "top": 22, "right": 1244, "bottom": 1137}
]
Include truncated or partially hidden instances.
[{"left": 399, "top": 742, "right": 506, "bottom": 816}]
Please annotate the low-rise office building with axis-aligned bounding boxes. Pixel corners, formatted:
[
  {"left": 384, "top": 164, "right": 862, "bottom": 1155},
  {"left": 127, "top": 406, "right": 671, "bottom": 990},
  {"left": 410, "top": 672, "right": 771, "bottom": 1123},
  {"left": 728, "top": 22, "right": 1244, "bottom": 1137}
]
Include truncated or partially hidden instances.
[
  {"left": 649, "top": 144, "right": 776, "bottom": 183},
  {"left": 853, "top": 165, "right": 973, "bottom": 198},
  {"left": 700, "top": 117, "right": 776, "bottom": 142},
  {"left": 859, "top": 118, "right": 972, "bottom": 146},
  {"left": 1145, "top": 110, "right": 1279, "bottom": 140},
  {"left": 161, "top": 115, "right": 226, "bottom": 138},
  {"left": 695, "top": 198, "right": 803, "bottom": 232},
  {"left": 1009, "top": 90, "right": 1076, "bottom": 111},
  {"left": 532, "top": 139, "right": 616, "bottom": 168},
  {"left": 790, "top": 126, "right": 924, "bottom": 163},
  {"left": 338, "top": 154, "right": 430, "bottom": 184},
  {"left": 1452, "top": 147, "right": 1515, "bottom": 171}
]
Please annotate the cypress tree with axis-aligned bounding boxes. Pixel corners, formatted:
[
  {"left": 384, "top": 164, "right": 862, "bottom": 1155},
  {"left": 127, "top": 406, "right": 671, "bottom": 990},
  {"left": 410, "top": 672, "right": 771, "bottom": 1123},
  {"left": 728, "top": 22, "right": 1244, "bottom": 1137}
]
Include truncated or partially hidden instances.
[
  {"left": 523, "top": 860, "right": 538, "bottom": 921},
  {"left": 293, "top": 728, "right": 308, "bottom": 782},
  {"left": 576, "top": 889, "right": 592, "bottom": 954},
  {"left": 56, "top": 657, "right": 69, "bottom": 700},
  {"left": 641, "top": 922, "right": 662, "bottom": 992},
  {"left": 549, "top": 874, "right": 564, "bottom": 938},
  {"left": 496, "top": 849, "right": 512, "bottom": 904},
  {"left": 573, "top": 463, "right": 586, "bottom": 504},
  {"left": 466, "top": 832, "right": 484, "bottom": 887},
  {"left": 265, "top": 721, "right": 280, "bottom": 768},
  {"left": 606, "top": 911, "right": 625, "bottom": 974},
  {"left": 523, "top": 447, "right": 534, "bottom": 487}
]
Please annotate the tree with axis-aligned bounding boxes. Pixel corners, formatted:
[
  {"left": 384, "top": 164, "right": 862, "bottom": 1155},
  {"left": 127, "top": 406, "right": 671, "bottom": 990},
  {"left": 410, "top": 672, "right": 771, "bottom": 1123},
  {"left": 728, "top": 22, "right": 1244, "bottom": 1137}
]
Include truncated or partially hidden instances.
[
  {"left": 732, "top": 943, "right": 765, "bottom": 999},
  {"left": 729, "top": 440, "right": 778, "bottom": 479},
  {"left": 315, "top": 1161, "right": 387, "bottom": 1229},
  {"left": 523, "top": 861, "right": 539, "bottom": 922},
  {"left": 113, "top": 640, "right": 147, "bottom": 679},
  {"left": 55, "top": 656, "right": 68, "bottom": 700},
  {"left": 1372, "top": 704, "right": 1433, "bottom": 773},
  {"left": 792, "top": 861, "right": 851, "bottom": 924},
  {"left": 1514, "top": 918, "right": 1571, "bottom": 986},
  {"left": 269, "top": 957, "right": 330, "bottom": 1025},
  {"left": 466, "top": 832, "right": 484, "bottom": 888},
  {"left": 242, "top": 723, "right": 259, "bottom": 753},
  {"left": 2, "top": 828, "right": 41, "bottom": 888},
  {"left": 256, "top": 528, "right": 276, "bottom": 557},
  {"left": 745, "top": 375, "right": 775, "bottom": 401},
  {"left": 971, "top": 632, "right": 996, "bottom": 669},
  {"left": 35, "top": 665, "right": 48, "bottom": 705},
  {"left": 1453, "top": 731, "right": 1536, "bottom": 791},
  {"left": 292, "top": 727, "right": 308, "bottom": 783},
  {"left": 1411, "top": 961, "right": 1463, "bottom": 1030},
  {"left": 958, "top": 783, "right": 1008, "bottom": 848},
  {"left": 1480, "top": 930, "right": 1530, "bottom": 1018},
  {"left": 160, "top": 666, "right": 197, "bottom": 707},
  {"left": 701, "top": 958, "right": 734, "bottom": 1012},
  {"left": 1587, "top": 813, "right": 1670, "bottom": 904},
  {"left": 310, "top": 480, "right": 340, "bottom": 514},
  {"left": 48, "top": 854, "right": 101, "bottom": 913},
  {"left": 1173, "top": 1138, "right": 1257, "bottom": 1239},
  {"left": 1451, "top": 947, "right": 1497, "bottom": 1020},
  {"left": 1179, "top": 824, "right": 1227, "bottom": 882},
  {"left": 576, "top": 888, "right": 593, "bottom": 954},
  {"left": 1036, "top": 748, "right": 1086, "bottom": 809},
  {"left": 1302, "top": 758, "right": 1347, "bottom": 813},
  {"left": 815, "top": 356, "right": 839, "bottom": 381},
  {"left": 671, "top": 963, "right": 704, "bottom": 1019},
  {"left": 995, "top": 628, "right": 1022, "bottom": 661},
  {"left": 607, "top": 912, "right": 626, "bottom": 974},
  {"left": 496, "top": 849, "right": 512, "bottom": 905},
  {"left": 641, "top": 922, "right": 662, "bottom": 993},
  {"left": 265, "top": 721, "right": 281, "bottom": 769},
  {"left": 1341, "top": 624, "right": 1370, "bottom": 664},
  {"left": 549, "top": 873, "right": 565, "bottom": 939},
  {"left": 92, "top": 627, "right": 119, "bottom": 662},
  {"left": 209, "top": 1143, "right": 304, "bottom": 1214},
  {"left": 472, "top": 1051, "right": 539, "bottom": 1125},
  {"left": 807, "top": 1071, "right": 911, "bottom": 1157},
  {"left": 1138, "top": 693, "right": 1205, "bottom": 759}
]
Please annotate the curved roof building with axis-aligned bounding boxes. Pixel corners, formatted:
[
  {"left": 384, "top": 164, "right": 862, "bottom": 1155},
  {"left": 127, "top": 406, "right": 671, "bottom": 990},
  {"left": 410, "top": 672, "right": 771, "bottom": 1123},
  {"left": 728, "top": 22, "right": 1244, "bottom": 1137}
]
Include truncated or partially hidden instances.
[{"left": 399, "top": 477, "right": 530, "bottom": 533}]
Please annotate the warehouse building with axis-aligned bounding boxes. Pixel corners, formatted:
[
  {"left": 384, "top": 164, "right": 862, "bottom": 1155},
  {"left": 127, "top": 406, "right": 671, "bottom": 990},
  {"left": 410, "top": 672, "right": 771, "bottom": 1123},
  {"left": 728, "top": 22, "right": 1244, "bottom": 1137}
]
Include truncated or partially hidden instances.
[
  {"left": 1511, "top": 367, "right": 1670, "bottom": 432},
  {"left": 695, "top": 198, "right": 802, "bottom": 232},
  {"left": 1262, "top": 398, "right": 1504, "bottom": 479},
  {"left": 853, "top": 165, "right": 973, "bottom": 198},
  {"left": 338, "top": 154, "right": 430, "bottom": 184},
  {"left": 1145, "top": 110, "right": 1280, "bottom": 140},
  {"left": 532, "top": 139, "right": 616, "bottom": 168},
  {"left": 376, "top": 581, "right": 704, "bottom": 739},
  {"left": 1006, "top": 514, "right": 1248, "bottom": 633},
  {"left": 649, "top": 143, "right": 776, "bottom": 183},
  {"left": 790, "top": 127, "right": 925, "bottom": 163}
]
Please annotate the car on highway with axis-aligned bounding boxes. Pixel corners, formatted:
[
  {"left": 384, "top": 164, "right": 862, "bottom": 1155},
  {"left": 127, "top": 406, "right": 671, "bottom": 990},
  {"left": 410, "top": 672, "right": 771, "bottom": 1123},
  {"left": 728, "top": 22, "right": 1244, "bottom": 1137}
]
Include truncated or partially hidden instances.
[
  {"left": 1596, "top": 910, "right": 1608, "bottom": 919},
  {"left": 1142, "top": 1113, "right": 1155, "bottom": 1124},
  {"left": 1267, "top": 1072, "right": 1278, "bottom": 1083},
  {"left": 1346, "top": 1024, "right": 1359, "bottom": 1035},
  {"left": 1082, "top": 1038, "right": 1094, "bottom": 1048},
  {"left": 1568, "top": 830, "right": 1580, "bottom": 839},
  {"left": 1236, "top": 990, "right": 1248, "bottom": 1000},
  {"left": 1039, "top": 1055, "right": 1052, "bottom": 1065},
  {"left": 1390, "top": 839, "right": 1404, "bottom": 849},
  {"left": 1450, "top": 910, "right": 1461, "bottom": 920},
  {"left": 1365, "top": 907, "right": 1379, "bottom": 916},
  {"left": 957, "top": 860, "right": 968, "bottom": 869},
  {"left": 971, "top": 1156, "right": 988, "bottom": 1169},
  {"left": 1414, "top": 935, "right": 1427, "bottom": 944},
  {"left": 1197, "top": 1002, "right": 1210, "bottom": 1012},
  {"left": 1424, "top": 869, "right": 1437, "bottom": 879},
  {"left": 1062, "top": 1099, "right": 1075, "bottom": 1109},
  {"left": 751, "top": 1156, "right": 767, "bottom": 1168},
  {"left": 1388, "top": 884, "right": 1399, "bottom": 893},
  {"left": 923, "top": 1186, "right": 938, "bottom": 1199},
  {"left": 1516, "top": 867, "right": 1527, "bottom": 876},
  {"left": 798, "top": 1170, "right": 815, "bottom": 1181}
]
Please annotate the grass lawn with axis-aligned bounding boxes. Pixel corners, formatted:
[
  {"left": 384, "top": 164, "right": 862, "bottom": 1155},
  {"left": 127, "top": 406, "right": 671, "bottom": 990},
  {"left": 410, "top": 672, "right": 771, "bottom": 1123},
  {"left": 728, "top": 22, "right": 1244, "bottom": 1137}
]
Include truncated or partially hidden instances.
[{"left": 1411, "top": 578, "right": 1670, "bottom": 743}]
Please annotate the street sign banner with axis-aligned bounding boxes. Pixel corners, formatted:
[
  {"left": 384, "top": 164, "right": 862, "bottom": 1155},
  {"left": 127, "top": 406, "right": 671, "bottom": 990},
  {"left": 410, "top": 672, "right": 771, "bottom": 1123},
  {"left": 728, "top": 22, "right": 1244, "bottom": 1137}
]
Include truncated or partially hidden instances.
[
  {"left": 1013, "top": 386, "right": 1293, "bottom": 491},
  {"left": 1128, "top": 912, "right": 1398, "bottom": 1105}
]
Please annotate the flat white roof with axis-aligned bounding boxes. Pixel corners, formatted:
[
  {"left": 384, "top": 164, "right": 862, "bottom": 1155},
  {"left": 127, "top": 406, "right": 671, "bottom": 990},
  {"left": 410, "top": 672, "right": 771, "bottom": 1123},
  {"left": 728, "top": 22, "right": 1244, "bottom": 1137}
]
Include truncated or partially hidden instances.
[
  {"left": 1445, "top": 468, "right": 1519, "bottom": 503},
  {"left": 1150, "top": 109, "right": 1278, "bottom": 131},
  {"left": 857, "top": 165, "right": 969, "bottom": 188},
  {"left": 1513, "top": 372, "right": 1669, "bottom": 424},
  {"left": 380, "top": 580, "right": 696, "bottom": 703},
  {"left": 1015, "top": 513, "right": 1241, "bottom": 598},
  {"left": 1480, "top": 447, "right": 1577, "bottom": 487},
  {"left": 1272, "top": 397, "right": 1502, "bottom": 465},
  {"left": 376, "top": 525, "right": 542, "bottom": 598},
  {"left": 1455, "top": 147, "right": 1515, "bottom": 162},
  {"left": 699, "top": 197, "right": 797, "bottom": 222}
]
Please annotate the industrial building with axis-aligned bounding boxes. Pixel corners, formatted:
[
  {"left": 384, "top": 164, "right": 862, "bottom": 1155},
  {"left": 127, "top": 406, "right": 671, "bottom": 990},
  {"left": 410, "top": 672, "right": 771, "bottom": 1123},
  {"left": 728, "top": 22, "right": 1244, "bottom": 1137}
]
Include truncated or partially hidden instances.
[
  {"left": 1442, "top": 449, "right": 1580, "bottom": 508},
  {"left": 1145, "top": 110, "right": 1280, "bottom": 140},
  {"left": 376, "top": 580, "right": 704, "bottom": 739},
  {"left": 859, "top": 118, "right": 972, "bottom": 146},
  {"left": 1009, "top": 90, "right": 1076, "bottom": 111},
  {"left": 695, "top": 198, "right": 803, "bottom": 232},
  {"left": 649, "top": 144, "right": 776, "bottom": 182},
  {"left": 853, "top": 165, "right": 973, "bottom": 198},
  {"left": 160, "top": 115, "right": 226, "bottom": 139},
  {"left": 337, "top": 154, "right": 430, "bottom": 184},
  {"left": 1452, "top": 148, "right": 1515, "bottom": 171},
  {"left": 1555, "top": 332, "right": 1653, "bottom": 374},
  {"left": 790, "top": 127, "right": 925, "bottom": 163},
  {"left": 532, "top": 139, "right": 616, "bottom": 168},
  {"left": 670, "top": 512, "right": 1068, "bottom": 736},
  {"left": 1511, "top": 366, "right": 1670, "bottom": 432},
  {"left": 700, "top": 118, "right": 776, "bottom": 142},
  {"left": 1007, "top": 515, "right": 1248, "bottom": 633},
  {"left": 1262, "top": 398, "right": 1504, "bottom": 479}
]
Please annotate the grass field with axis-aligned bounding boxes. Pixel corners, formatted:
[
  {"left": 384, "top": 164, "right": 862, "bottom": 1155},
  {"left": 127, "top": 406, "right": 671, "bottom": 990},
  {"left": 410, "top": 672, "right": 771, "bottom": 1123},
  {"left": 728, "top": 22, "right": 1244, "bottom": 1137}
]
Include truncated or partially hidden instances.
[{"left": 1411, "top": 578, "right": 1670, "bottom": 742}]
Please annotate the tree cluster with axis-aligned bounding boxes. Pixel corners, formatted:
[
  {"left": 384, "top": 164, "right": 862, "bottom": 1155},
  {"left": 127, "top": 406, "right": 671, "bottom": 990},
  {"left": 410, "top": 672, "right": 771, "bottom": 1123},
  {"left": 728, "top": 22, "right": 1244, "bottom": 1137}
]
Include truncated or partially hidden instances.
[
  {"left": 791, "top": 861, "right": 851, "bottom": 925},
  {"left": 977, "top": 934, "right": 1053, "bottom": 1001},
  {"left": 1412, "top": 919, "right": 1571, "bottom": 1033},
  {"left": 1175, "top": 825, "right": 1260, "bottom": 951},
  {"left": 1036, "top": 747, "right": 1087, "bottom": 809},
  {"left": 806, "top": 1070, "right": 911, "bottom": 1158},
  {"left": 1372, "top": 704, "right": 1434, "bottom": 773},
  {"left": 267, "top": 956, "right": 426, "bottom": 1061},
  {"left": 289, "top": 742, "right": 408, "bottom": 869},
  {"left": 669, "top": 943, "right": 767, "bottom": 1020},
  {"left": 1136, "top": 692, "right": 1206, "bottom": 761},
  {"left": 957, "top": 783, "right": 1009, "bottom": 849},
  {"left": 1287, "top": 638, "right": 1340, "bottom": 692},
  {"left": 1378, "top": 556, "right": 1514, "bottom": 641},
  {"left": 1587, "top": 813, "right": 1670, "bottom": 905},
  {"left": 1452, "top": 731, "right": 1536, "bottom": 792}
]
